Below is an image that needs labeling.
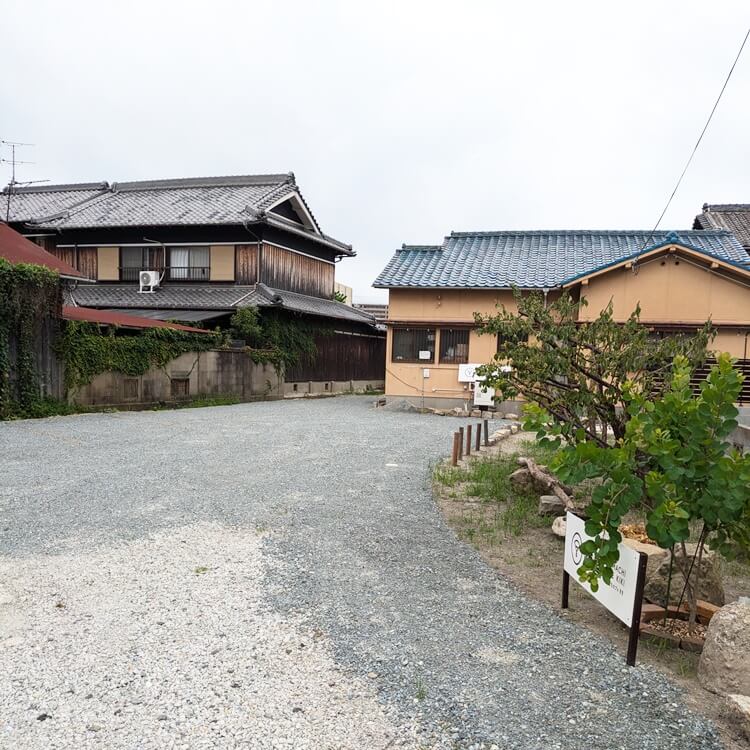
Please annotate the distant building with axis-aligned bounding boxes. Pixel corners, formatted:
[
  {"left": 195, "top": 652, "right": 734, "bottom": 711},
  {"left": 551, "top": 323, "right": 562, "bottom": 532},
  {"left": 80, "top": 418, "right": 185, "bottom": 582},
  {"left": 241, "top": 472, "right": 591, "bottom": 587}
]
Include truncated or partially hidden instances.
[
  {"left": 694, "top": 203, "right": 750, "bottom": 257},
  {"left": 334, "top": 281, "right": 353, "bottom": 305},
  {"left": 353, "top": 303, "right": 388, "bottom": 322}
]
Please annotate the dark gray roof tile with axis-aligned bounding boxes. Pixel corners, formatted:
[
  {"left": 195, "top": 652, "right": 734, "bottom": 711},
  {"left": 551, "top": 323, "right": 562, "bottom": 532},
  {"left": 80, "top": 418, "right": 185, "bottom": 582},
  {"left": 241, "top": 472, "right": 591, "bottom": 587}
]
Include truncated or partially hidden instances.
[
  {"left": 694, "top": 204, "right": 750, "bottom": 252},
  {"left": 69, "top": 283, "right": 377, "bottom": 326}
]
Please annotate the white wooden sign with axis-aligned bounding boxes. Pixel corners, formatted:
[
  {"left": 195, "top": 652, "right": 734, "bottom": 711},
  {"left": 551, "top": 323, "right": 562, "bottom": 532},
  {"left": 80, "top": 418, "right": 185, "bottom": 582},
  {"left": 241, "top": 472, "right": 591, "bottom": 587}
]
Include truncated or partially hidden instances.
[{"left": 563, "top": 512, "right": 642, "bottom": 627}]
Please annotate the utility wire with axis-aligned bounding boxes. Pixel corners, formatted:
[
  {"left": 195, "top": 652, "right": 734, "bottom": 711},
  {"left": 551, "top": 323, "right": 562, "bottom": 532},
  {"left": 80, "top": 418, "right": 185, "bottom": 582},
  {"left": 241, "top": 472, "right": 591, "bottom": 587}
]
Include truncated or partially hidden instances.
[{"left": 635, "top": 26, "right": 750, "bottom": 262}]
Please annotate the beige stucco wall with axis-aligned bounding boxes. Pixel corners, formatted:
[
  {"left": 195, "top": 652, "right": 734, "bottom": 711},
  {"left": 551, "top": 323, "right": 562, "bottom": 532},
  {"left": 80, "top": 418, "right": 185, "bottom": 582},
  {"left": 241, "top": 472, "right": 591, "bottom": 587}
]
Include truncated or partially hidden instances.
[
  {"left": 385, "top": 289, "right": 535, "bottom": 402},
  {"left": 384, "top": 276, "right": 750, "bottom": 402},
  {"left": 210, "top": 245, "right": 235, "bottom": 281},
  {"left": 578, "top": 255, "right": 750, "bottom": 326},
  {"left": 96, "top": 247, "right": 119, "bottom": 281}
]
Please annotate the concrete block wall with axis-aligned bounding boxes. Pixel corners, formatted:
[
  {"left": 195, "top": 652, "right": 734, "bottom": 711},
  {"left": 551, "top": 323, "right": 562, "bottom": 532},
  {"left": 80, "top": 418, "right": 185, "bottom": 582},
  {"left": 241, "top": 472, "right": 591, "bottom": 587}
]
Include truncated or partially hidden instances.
[{"left": 70, "top": 350, "right": 282, "bottom": 408}]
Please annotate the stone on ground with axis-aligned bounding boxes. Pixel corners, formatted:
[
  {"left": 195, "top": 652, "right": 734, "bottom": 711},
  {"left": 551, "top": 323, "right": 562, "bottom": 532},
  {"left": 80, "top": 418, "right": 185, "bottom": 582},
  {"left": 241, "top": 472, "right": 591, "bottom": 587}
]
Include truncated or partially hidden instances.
[
  {"left": 539, "top": 495, "right": 566, "bottom": 516},
  {"left": 551, "top": 516, "right": 567, "bottom": 538},
  {"left": 698, "top": 600, "right": 750, "bottom": 696},
  {"left": 643, "top": 544, "right": 725, "bottom": 607}
]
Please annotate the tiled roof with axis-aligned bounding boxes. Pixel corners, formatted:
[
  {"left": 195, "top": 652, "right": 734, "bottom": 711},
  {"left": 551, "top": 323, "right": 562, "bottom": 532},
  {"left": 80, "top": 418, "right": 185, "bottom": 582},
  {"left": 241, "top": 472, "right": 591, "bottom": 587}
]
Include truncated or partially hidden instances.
[
  {"left": 373, "top": 230, "right": 749, "bottom": 290},
  {"left": 694, "top": 204, "right": 750, "bottom": 252},
  {"left": 2, "top": 174, "right": 353, "bottom": 255},
  {"left": 70, "top": 284, "right": 259, "bottom": 310},
  {"left": 1, "top": 183, "right": 108, "bottom": 223},
  {"left": 253, "top": 285, "right": 378, "bottom": 325},
  {"left": 68, "top": 282, "right": 377, "bottom": 326}
]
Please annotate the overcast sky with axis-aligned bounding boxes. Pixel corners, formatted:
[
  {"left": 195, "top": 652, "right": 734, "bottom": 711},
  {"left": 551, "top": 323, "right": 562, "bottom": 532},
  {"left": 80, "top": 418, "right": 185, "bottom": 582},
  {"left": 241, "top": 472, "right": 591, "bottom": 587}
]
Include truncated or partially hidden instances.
[{"left": 2, "top": 1, "right": 749, "bottom": 302}]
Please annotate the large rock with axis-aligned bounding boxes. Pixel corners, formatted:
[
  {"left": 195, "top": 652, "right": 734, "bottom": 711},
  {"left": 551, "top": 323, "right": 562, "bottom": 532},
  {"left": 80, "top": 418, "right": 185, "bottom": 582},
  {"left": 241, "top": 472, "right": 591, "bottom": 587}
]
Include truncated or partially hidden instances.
[
  {"left": 698, "top": 600, "right": 750, "bottom": 696},
  {"left": 726, "top": 694, "right": 750, "bottom": 740},
  {"left": 509, "top": 468, "right": 533, "bottom": 490},
  {"left": 621, "top": 538, "right": 669, "bottom": 570},
  {"left": 539, "top": 495, "right": 566, "bottom": 516},
  {"left": 643, "top": 543, "right": 725, "bottom": 607}
]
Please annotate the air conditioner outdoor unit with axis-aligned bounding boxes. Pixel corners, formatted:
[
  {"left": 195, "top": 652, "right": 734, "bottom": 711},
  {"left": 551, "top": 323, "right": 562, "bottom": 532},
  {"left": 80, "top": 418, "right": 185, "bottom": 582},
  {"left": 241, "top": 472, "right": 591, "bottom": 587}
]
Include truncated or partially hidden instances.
[{"left": 139, "top": 270, "right": 160, "bottom": 293}]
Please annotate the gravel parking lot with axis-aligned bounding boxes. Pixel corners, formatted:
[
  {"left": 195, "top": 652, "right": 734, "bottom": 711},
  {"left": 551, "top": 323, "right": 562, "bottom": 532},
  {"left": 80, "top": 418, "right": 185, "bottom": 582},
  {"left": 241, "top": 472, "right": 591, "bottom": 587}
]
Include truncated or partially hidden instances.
[{"left": 0, "top": 397, "right": 723, "bottom": 749}]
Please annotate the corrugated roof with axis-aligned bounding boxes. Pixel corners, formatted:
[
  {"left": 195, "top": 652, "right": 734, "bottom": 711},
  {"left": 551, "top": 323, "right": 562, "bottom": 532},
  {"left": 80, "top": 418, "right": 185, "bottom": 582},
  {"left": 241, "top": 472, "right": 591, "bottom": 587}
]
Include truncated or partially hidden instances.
[
  {"left": 373, "top": 230, "right": 749, "bottom": 289},
  {"left": 0, "top": 222, "right": 88, "bottom": 279},
  {"left": 68, "top": 282, "right": 378, "bottom": 326},
  {"left": 3, "top": 174, "right": 354, "bottom": 256},
  {"left": 62, "top": 306, "right": 212, "bottom": 333},
  {"left": 107, "top": 309, "right": 228, "bottom": 323},
  {"left": 694, "top": 204, "right": 750, "bottom": 252}
]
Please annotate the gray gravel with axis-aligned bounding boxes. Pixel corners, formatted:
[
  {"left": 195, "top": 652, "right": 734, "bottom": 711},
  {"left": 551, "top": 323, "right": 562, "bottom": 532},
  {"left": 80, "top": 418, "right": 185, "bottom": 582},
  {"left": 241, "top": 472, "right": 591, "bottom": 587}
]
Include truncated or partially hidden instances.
[{"left": 0, "top": 396, "right": 723, "bottom": 749}]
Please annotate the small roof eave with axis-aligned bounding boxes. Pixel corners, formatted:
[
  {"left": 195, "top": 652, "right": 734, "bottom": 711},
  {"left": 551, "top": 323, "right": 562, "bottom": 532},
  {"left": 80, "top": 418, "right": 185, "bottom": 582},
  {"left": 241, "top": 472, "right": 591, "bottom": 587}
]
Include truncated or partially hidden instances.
[{"left": 561, "top": 241, "right": 750, "bottom": 288}]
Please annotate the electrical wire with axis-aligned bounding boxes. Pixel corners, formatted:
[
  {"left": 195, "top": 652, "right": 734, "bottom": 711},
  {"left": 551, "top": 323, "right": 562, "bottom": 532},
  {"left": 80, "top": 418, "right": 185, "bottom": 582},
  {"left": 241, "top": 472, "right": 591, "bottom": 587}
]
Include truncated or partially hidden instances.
[{"left": 634, "top": 26, "right": 750, "bottom": 264}]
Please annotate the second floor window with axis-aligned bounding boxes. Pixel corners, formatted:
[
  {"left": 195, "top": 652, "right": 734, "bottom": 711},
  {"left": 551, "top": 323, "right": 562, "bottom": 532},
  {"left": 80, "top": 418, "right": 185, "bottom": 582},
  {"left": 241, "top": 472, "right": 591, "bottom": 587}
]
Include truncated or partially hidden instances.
[
  {"left": 120, "top": 247, "right": 150, "bottom": 281},
  {"left": 169, "top": 247, "right": 210, "bottom": 281}
]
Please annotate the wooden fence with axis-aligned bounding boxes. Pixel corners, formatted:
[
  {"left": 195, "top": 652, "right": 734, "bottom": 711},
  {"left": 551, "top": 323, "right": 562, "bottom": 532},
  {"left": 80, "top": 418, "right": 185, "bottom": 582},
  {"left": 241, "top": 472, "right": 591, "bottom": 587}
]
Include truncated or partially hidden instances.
[{"left": 285, "top": 329, "right": 386, "bottom": 382}]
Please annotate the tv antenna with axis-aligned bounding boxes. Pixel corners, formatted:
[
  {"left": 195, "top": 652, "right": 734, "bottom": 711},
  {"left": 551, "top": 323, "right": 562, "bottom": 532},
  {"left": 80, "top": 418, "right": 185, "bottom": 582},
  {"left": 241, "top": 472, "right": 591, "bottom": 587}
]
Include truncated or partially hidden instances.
[{"left": 1, "top": 139, "right": 49, "bottom": 222}]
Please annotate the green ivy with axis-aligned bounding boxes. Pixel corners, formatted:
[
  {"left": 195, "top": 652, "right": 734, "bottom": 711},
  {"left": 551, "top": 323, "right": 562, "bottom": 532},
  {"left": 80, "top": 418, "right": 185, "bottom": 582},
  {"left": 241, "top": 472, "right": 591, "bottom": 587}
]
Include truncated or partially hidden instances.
[
  {"left": 0, "top": 259, "right": 60, "bottom": 419},
  {"left": 230, "top": 307, "right": 324, "bottom": 371},
  {"left": 57, "top": 322, "right": 224, "bottom": 390}
]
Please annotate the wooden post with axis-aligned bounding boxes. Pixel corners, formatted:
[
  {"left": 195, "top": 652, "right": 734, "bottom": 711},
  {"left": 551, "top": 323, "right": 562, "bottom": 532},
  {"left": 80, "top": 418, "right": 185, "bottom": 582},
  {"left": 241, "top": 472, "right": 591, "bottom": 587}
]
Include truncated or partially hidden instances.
[
  {"left": 451, "top": 432, "right": 460, "bottom": 466},
  {"left": 465, "top": 424, "right": 472, "bottom": 456},
  {"left": 626, "top": 552, "right": 649, "bottom": 667},
  {"left": 458, "top": 427, "right": 464, "bottom": 460},
  {"left": 483, "top": 419, "right": 489, "bottom": 447},
  {"left": 475, "top": 423, "right": 481, "bottom": 451}
]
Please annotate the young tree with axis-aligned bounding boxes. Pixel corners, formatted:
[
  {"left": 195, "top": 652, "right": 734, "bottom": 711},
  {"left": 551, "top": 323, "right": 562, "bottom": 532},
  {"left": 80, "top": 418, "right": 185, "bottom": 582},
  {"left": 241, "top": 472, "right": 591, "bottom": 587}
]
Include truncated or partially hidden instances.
[
  {"left": 553, "top": 354, "right": 750, "bottom": 629},
  {"left": 475, "top": 290, "right": 711, "bottom": 446},
  {"left": 476, "top": 291, "right": 749, "bottom": 629}
]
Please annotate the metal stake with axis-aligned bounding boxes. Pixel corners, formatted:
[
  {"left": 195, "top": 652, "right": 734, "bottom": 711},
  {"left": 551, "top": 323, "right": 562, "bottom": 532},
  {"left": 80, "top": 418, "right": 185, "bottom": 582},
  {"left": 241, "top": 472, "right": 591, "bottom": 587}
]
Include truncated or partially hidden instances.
[
  {"left": 458, "top": 427, "right": 464, "bottom": 460},
  {"left": 465, "top": 424, "right": 472, "bottom": 456},
  {"left": 475, "top": 423, "right": 481, "bottom": 451},
  {"left": 483, "top": 419, "right": 489, "bottom": 447}
]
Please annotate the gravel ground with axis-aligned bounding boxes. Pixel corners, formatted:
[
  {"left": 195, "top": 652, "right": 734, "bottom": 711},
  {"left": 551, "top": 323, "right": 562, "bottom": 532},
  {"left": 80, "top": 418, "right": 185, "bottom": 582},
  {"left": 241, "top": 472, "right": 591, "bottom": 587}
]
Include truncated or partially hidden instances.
[{"left": 0, "top": 396, "right": 723, "bottom": 749}]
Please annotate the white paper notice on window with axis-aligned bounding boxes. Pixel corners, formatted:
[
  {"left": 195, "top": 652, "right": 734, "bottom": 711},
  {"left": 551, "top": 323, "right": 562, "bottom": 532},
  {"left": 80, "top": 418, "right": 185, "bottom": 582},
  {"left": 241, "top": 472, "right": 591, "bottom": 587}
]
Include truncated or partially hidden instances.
[{"left": 418, "top": 350, "right": 431, "bottom": 360}]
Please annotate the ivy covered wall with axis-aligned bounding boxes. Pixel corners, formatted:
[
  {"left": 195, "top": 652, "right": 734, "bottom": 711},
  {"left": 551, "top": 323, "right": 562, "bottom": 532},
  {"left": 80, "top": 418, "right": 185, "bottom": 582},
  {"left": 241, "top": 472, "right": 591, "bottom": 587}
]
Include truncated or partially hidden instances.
[{"left": 0, "top": 259, "right": 62, "bottom": 419}]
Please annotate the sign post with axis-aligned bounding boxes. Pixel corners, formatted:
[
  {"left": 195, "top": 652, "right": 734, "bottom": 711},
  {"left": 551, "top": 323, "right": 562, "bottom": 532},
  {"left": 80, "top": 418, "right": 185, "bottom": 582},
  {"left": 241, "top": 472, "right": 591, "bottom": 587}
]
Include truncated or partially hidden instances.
[{"left": 562, "top": 512, "right": 648, "bottom": 666}]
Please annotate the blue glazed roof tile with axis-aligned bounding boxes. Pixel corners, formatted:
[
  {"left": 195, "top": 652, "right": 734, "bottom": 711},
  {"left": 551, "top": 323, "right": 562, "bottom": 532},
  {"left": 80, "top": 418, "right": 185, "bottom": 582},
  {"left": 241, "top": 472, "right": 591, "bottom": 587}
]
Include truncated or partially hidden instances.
[{"left": 373, "top": 230, "right": 749, "bottom": 289}]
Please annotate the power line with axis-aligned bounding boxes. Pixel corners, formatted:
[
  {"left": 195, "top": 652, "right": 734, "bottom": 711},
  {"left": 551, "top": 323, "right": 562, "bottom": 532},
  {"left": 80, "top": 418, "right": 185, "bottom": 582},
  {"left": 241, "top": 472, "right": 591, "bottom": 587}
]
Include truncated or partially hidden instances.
[{"left": 635, "top": 26, "right": 750, "bottom": 263}]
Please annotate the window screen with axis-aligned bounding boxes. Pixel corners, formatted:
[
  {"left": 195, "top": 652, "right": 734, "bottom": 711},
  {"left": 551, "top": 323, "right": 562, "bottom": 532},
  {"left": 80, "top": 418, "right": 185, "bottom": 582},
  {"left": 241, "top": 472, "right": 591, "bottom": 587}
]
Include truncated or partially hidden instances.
[
  {"left": 391, "top": 328, "right": 435, "bottom": 363},
  {"left": 439, "top": 328, "right": 469, "bottom": 364},
  {"left": 497, "top": 331, "right": 529, "bottom": 352},
  {"left": 120, "top": 247, "right": 148, "bottom": 281}
]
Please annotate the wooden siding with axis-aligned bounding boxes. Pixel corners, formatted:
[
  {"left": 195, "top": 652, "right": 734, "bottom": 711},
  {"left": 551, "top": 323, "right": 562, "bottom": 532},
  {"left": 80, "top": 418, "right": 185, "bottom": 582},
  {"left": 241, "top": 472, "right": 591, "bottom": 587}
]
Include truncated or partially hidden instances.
[
  {"left": 286, "top": 330, "right": 386, "bottom": 382},
  {"left": 236, "top": 244, "right": 259, "bottom": 285},
  {"left": 80, "top": 248, "right": 98, "bottom": 280},
  {"left": 47, "top": 246, "right": 98, "bottom": 280},
  {"left": 48, "top": 246, "right": 76, "bottom": 268},
  {"left": 259, "top": 243, "right": 334, "bottom": 298}
]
